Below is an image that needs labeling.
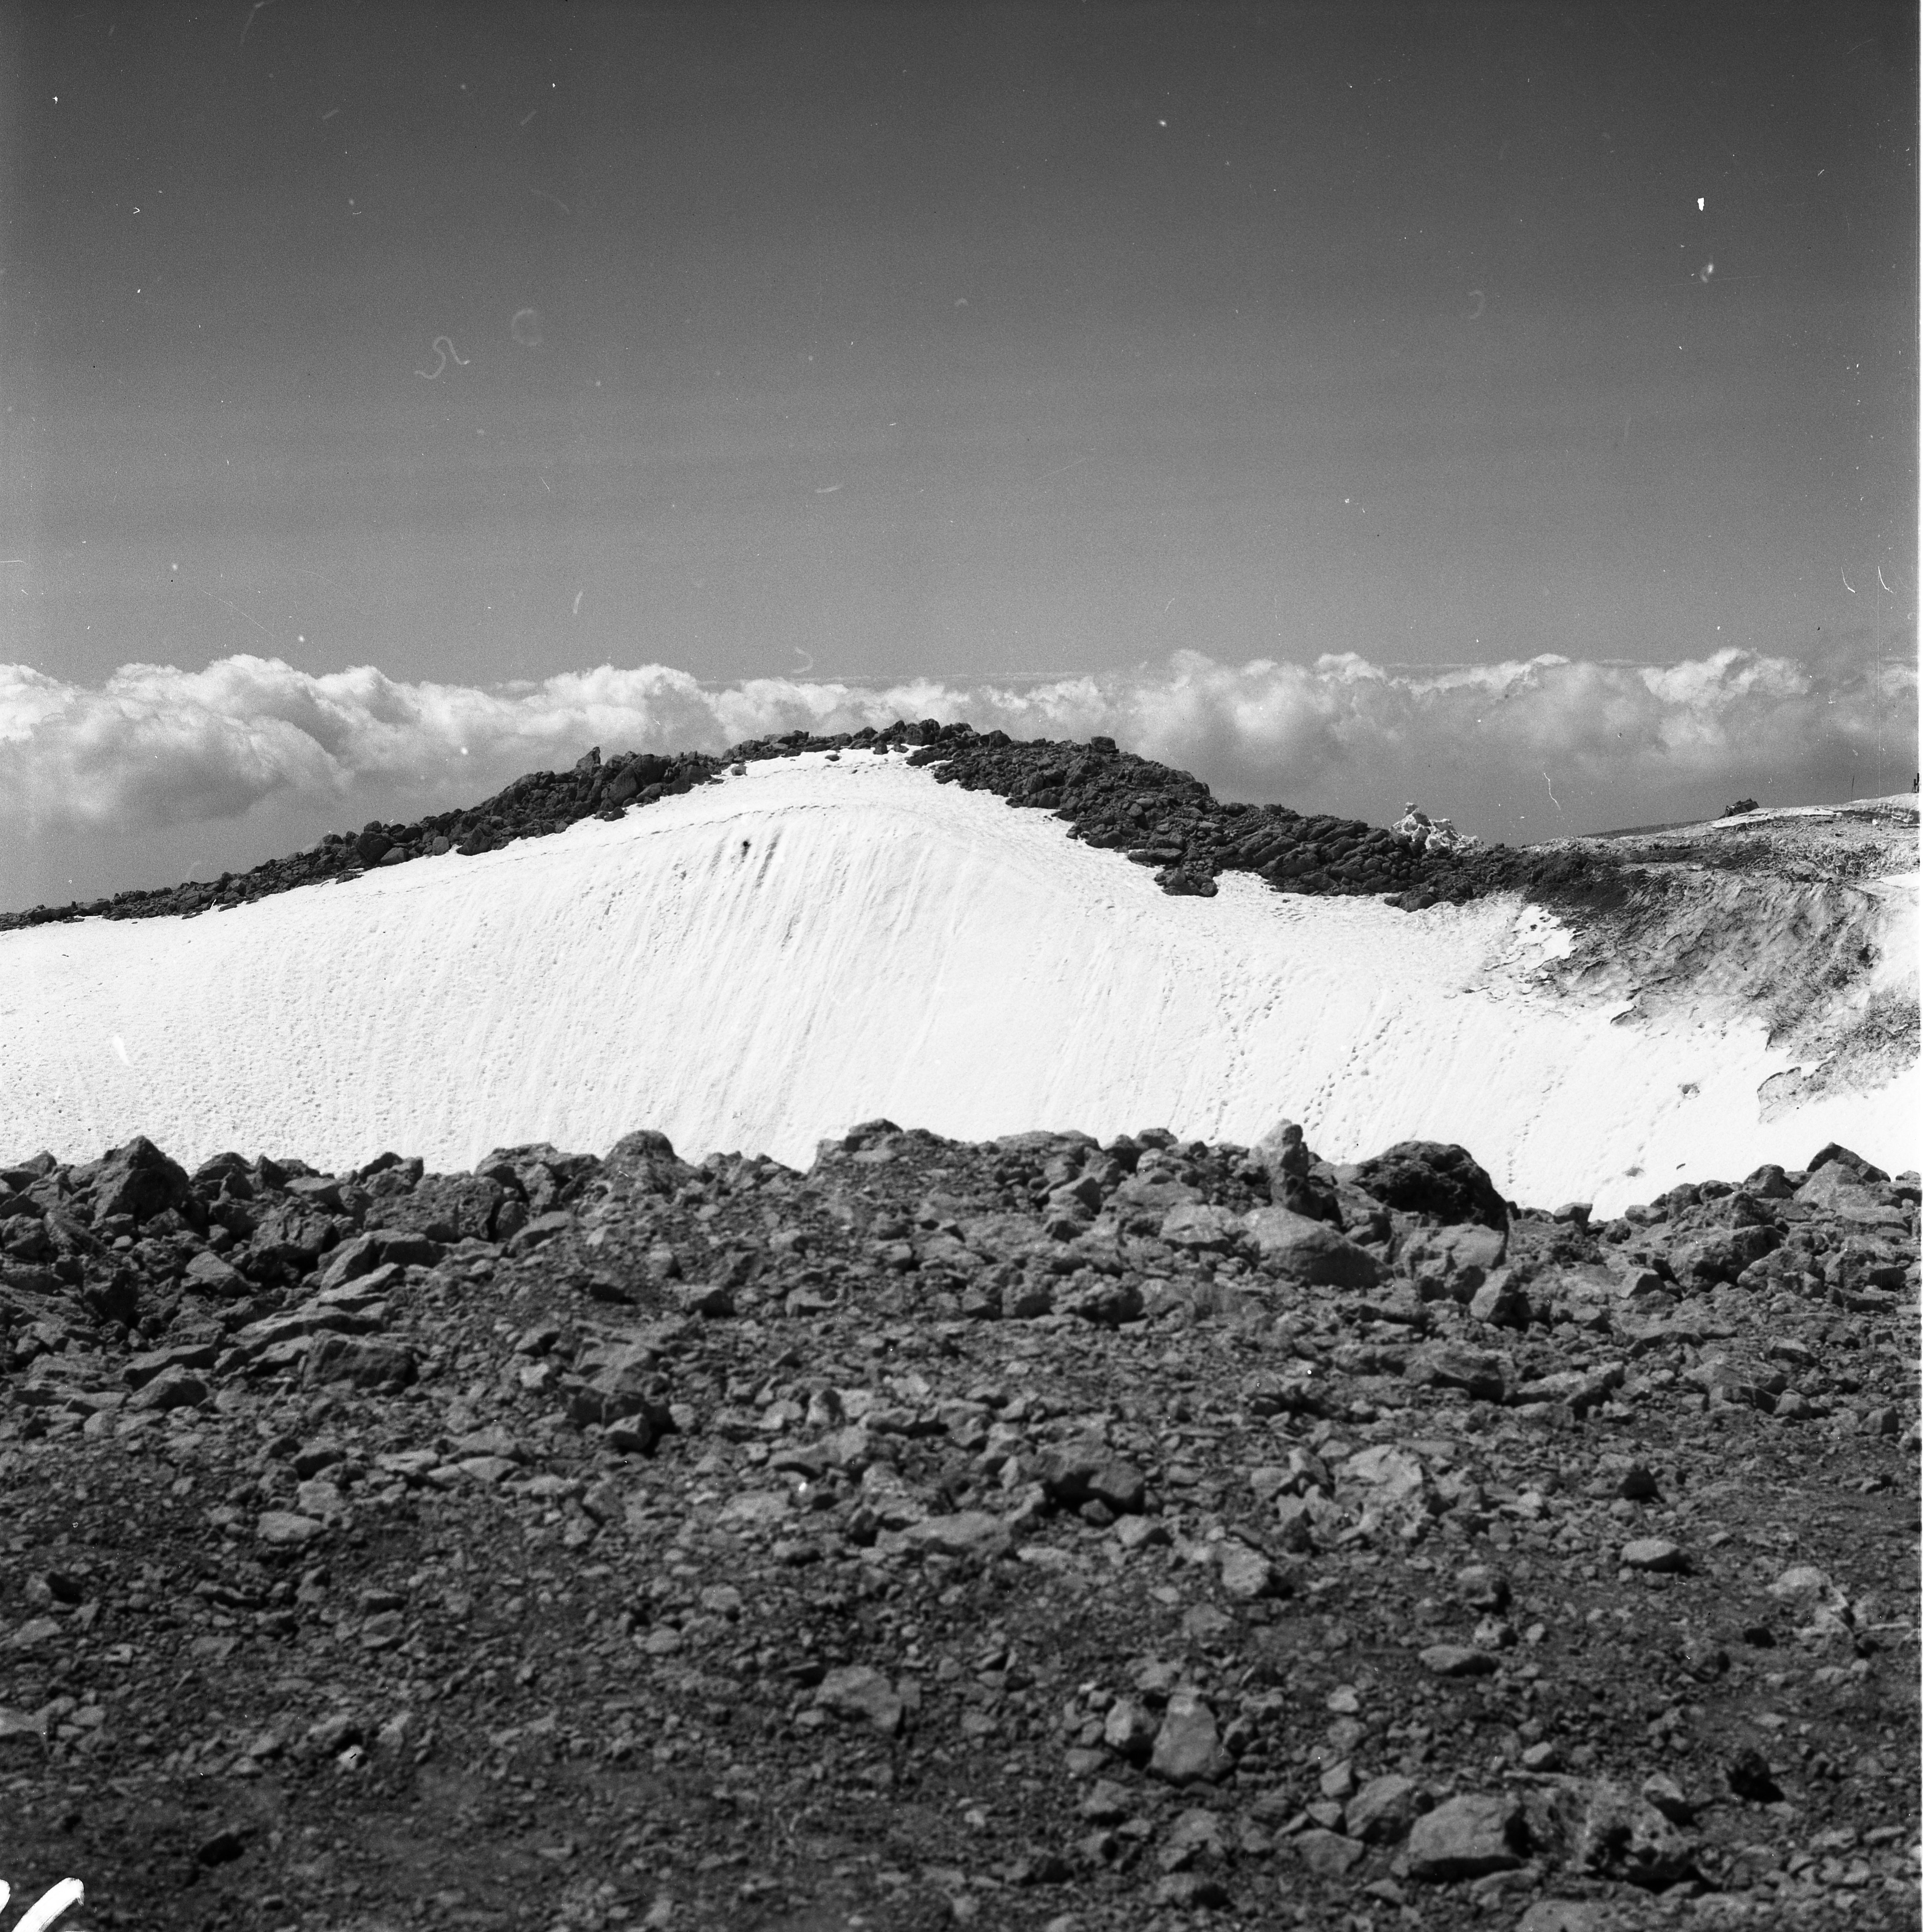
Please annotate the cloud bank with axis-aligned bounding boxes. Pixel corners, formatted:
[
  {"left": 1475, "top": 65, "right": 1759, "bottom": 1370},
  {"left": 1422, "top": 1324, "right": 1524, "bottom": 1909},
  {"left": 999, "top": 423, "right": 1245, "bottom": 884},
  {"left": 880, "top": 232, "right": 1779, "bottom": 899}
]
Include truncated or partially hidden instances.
[{"left": 1, "top": 643, "right": 1913, "bottom": 904}]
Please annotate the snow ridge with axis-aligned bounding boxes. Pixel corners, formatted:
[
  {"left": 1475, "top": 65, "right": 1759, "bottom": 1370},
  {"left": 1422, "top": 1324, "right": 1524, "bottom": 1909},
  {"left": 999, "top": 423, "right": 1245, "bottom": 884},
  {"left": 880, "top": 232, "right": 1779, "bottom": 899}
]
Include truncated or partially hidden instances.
[{"left": 1, "top": 753, "right": 1914, "bottom": 1216}]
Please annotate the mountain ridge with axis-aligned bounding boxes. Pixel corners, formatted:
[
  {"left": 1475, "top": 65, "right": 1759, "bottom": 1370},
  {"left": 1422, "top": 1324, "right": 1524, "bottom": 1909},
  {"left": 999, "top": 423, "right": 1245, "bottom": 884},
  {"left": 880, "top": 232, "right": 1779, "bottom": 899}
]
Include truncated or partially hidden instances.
[
  {"left": 2, "top": 720, "right": 1653, "bottom": 930},
  {"left": 2, "top": 753, "right": 1913, "bottom": 1216}
]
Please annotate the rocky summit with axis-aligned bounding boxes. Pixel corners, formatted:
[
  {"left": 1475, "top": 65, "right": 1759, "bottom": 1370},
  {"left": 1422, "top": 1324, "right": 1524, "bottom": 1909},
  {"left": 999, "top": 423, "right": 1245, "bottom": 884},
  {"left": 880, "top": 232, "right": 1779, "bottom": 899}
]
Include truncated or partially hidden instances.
[
  {"left": 0, "top": 721, "right": 1663, "bottom": 933},
  {"left": 0, "top": 1117, "right": 1916, "bottom": 1929}
]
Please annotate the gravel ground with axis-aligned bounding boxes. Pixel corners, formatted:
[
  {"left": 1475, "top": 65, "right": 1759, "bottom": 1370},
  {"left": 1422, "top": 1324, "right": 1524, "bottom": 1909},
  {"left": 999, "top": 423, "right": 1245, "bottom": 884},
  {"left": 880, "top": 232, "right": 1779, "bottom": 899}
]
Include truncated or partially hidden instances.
[{"left": 0, "top": 1123, "right": 1917, "bottom": 1932}]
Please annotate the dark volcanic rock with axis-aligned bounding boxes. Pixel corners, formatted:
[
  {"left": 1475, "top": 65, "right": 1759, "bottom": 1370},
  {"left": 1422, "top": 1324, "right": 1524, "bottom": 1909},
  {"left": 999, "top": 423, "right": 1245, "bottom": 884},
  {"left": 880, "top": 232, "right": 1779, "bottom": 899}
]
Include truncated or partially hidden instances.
[
  {"left": 1351, "top": 1141, "right": 1511, "bottom": 1229},
  {"left": 86, "top": 1136, "right": 191, "bottom": 1225},
  {"left": 1242, "top": 1206, "right": 1385, "bottom": 1286},
  {"left": 0, "top": 1121, "right": 1912, "bottom": 1931},
  {"left": 2, "top": 720, "right": 1654, "bottom": 931},
  {"left": 363, "top": 1173, "right": 505, "bottom": 1244}
]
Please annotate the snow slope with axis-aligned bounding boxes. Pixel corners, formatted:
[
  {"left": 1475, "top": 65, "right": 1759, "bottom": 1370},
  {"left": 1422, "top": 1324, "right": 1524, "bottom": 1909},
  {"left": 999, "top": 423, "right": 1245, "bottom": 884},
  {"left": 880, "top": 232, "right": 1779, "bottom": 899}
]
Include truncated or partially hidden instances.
[{"left": 1, "top": 752, "right": 1914, "bottom": 1213}]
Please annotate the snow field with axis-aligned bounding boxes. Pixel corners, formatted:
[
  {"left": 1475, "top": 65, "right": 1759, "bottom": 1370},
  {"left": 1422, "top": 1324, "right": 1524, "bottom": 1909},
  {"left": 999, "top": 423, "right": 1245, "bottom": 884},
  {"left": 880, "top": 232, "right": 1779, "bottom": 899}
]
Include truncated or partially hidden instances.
[{"left": 0, "top": 752, "right": 1914, "bottom": 1214}]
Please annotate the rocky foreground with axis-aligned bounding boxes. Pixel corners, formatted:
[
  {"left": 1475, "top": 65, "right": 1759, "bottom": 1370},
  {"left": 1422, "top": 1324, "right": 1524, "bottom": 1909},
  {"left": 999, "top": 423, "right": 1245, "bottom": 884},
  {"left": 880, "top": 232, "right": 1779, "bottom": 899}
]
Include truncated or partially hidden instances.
[{"left": 0, "top": 1123, "right": 1917, "bottom": 1931}]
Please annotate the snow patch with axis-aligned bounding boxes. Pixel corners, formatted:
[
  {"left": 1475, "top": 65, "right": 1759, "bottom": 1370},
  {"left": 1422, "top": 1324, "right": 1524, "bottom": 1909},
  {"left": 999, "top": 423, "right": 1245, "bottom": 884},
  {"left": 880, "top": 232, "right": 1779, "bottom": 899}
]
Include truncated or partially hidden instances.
[{"left": 1, "top": 755, "right": 1913, "bottom": 1213}]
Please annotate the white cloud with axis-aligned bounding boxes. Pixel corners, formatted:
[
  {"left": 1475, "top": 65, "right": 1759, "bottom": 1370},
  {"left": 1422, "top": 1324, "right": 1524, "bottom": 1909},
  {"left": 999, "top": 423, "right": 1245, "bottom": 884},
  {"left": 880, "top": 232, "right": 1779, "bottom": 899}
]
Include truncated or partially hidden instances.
[{"left": 0, "top": 643, "right": 1912, "bottom": 865}]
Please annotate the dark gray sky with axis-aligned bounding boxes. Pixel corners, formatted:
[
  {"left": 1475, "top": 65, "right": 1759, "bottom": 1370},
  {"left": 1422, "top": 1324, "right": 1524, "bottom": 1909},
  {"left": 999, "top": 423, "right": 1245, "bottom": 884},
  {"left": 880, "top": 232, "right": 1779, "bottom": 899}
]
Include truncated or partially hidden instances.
[
  {"left": 0, "top": 2, "right": 1916, "bottom": 914},
  {"left": 4, "top": 0, "right": 1914, "bottom": 688}
]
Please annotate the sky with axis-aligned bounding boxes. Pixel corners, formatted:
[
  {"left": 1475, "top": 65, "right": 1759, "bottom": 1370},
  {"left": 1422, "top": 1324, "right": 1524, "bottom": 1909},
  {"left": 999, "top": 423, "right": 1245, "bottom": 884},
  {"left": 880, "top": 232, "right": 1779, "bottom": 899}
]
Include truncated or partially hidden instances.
[{"left": 0, "top": 0, "right": 1916, "bottom": 907}]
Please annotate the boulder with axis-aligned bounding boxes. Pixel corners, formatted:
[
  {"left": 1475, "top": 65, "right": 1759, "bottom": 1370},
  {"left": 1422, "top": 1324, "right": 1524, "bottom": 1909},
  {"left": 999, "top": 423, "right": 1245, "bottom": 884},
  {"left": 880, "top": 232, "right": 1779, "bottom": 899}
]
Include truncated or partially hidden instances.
[
  {"left": 1159, "top": 1806, "right": 1226, "bottom": 1869},
  {"left": 1078, "top": 1778, "right": 1135, "bottom": 1823},
  {"left": 717, "top": 1491, "right": 791, "bottom": 1529},
  {"left": 1158, "top": 1203, "right": 1247, "bottom": 1252},
  {"left": 364, "top": 1173, "right": 503, "bottom": 1244},
  {"left": 1346, "top": 1772, "right": 1427, "bottom": 1844},
  {"left": 1340, "top": 1444, "right": 1427, "bottom": 1500},
  {"left": 1333, "top": 1181, "right": 1391, "bottom": 1242},
  {"left": 1214, "top": 1543, "right": 1276, "bottom": 1600},
  {"left": 1, "top": 1263, "right": 64, "bottom": 1297},
  {"left": 958, "top": 1211, "right": 1046, "bottom": 1262},
  {"left": 322, "top": 1263, "right": 403, "bottom": 1308},
  {"left": 1404, "top": 1792, "right": 1525, "bottom": 1880},
  {"left": 1516, "top": 1904, "right": 1613, "bottom": 1931},
  {"left": 1724, "top": 1748, "right": 1781, "bottom": 1804},
  {"left": 602, "top": 1130, "right": 687, "bottom": 1191},
  {"left": 1418, "top": 1644, "right": 1497, "bottom": 1678},
  {"left": 125, "top": 1367, "right": 209, "bottom": 1413},
  {"left": 813, "top": 1665, "right": 903, "bottom": 1736},
  {"left": 1147, "top": 1692, "right": 1232, "bottom": 1787},
  {"left": 1574, "top": 1780, "right": 1698, "bottom": 1887},
  {"left": 1513, "top": 1362, "right": 1625, "bottom": 1415},
  {"left": 1467, "top": 1270, "right": 1530, "bottom": 1326},
  {"left": 1111, "top": 1171, "right": 1203, "bottom": 1219},
  {"left": 1, "top": 1219, "right": 55, "bottom": 1265},
  {"left": 506, "top": 1210, "right": 574, "bottom": 1257},
  {"left": 1036, "top": 1442, "right": 1147, "bottom": 1514},
  {"left": 1404, "top": 1341, "right": 1509, "bottom": 1402},
  {"left": 1803, "top": 1142, "right": 1888, "bottom": 1186},
  {"left": 1767, "top": 1563, "right": 1853, "bottom": 1634},
  {"left": 1057, "top": 1277, "right": 1144, "bottom": 1325},
  {"left": 75, "top": 1265, "right": 138, "bottom": 1326},
  {"left": 88, "top": 1137, "right": 190, "bottom": 1224},
  {"left": 0, "top": 1708, "right": 48, "bottom": 1747},
  {"left": 1272, "top": 1495, "right": 1317, "bottom": 1550},
  {"left": 1670, "top": 1222, "right": 1781, "bottom": 1286},
  {"left": 1405, "top": 1221, "right": 1508, "bottom": 1291},
  {"left": 474, "top": 1142, "right": 601, "bottom": 1215},
  {"left": 317, "top": 1232, "right": 382, "bottom": 1291},
  {"left": 902, "top": 1512, "right": 1012, "bottom": 1562},
  {"left": 1251, "top": 1118, "right": 1311, "bottom": 1179},
  {"left": 182, "top": 1250, "right": 247, "bottom": 1296},
  {"left": 620, "top": 752, "right": 672, "bottom": 793},
  {"left": 1350, "top": 1142, "right": 1508, "bottom": 1229},
  {"left": 1242, "top": 1206, "right": 1384, "bottom": 1286},
  {"left": 256, "top": 1510, "right": 324, "bottom": 1547},
  {"left": 1797, "top": 1159, "right": 1905, "bottom": 1227},
  {"left": 1619, "top": 1538, "right": 1689, "bottom": 1574},
  {"left": 247, "top": 1202, "right": 340, "bottom": 1277},
  {"left": 563, "top": 1343, "right": 675, "bottom": 1440},
  {"left": 303, "top": 1336, "right": 416, "bottom": 1392},
  {"left": 1100, "top": 1695, "right": 1157, "bottom": 1762},
  {"left": 1292, "top": 1828, "right": 1366, "bottom": 1877},
  {"left": 370, "top": 1230, "right": 441, "bottom": 1269},
  {"left": 123, "top": 1341, "right": 220, "bottom": 1388}
]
